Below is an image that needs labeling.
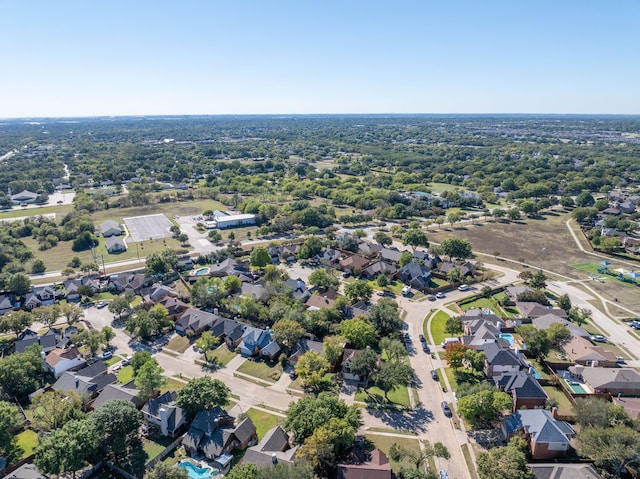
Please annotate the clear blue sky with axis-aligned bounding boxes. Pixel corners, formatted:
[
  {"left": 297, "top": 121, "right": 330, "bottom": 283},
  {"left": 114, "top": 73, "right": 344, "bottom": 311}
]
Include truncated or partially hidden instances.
[{"left": 2, "top": 1, "right": 639, "bottom": 117}]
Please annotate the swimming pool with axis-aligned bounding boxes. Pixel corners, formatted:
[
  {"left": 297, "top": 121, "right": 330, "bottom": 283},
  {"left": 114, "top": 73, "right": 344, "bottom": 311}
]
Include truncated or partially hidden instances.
[
  {"left": 178, "top": 462, "right": 217, "bottom": 479},
  {"left": 499, "top": 333, "right": 515, "bottom": 346},
  {"left": 530, "top": 367, "right": 542, "bottom": 379},
  {"left": 194, "top": 267, "right": 210, "bottom": 276},
  {"left": 568, "top": 382, "right": 588, "bottom": 394}
]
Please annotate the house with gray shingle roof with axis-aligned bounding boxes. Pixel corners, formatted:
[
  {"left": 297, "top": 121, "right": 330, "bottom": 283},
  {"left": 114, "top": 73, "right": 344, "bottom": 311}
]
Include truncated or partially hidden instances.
[
  {"left": 502, "top": 409, "right": 575, "bottom": 459},
  {"left": 100, "top": 220, "right": 124, "bottom": 237},
  {"left": 572, "top": 366, "right": 640, "bottom": 396},
  {"left": 241, "top": 425, "right": 298, "bottom": 467},
  {"left": 480, "top": 342, "right": 525, "bottom": 378},
  {"left": 51, "top": 360, "right": 116, "bottom": 398},
  {"left": 105, "top": 236, "right": 127, "bottom": 253},
  {"left": 528, "top": 463, "right": 603, "bottom": 479},
  {"left": 175, "top": 308, "right": 221, "bottom": 336},
  {"left": 495, "top": 371, "right": 548, "bottom": 410},
  {"left": 182, "top": 409, "right": 255, "bottom": 460},
  {"left": 92, "top": 381, "right": 143, "bottom": 410},
  {"left": 141, "top": 391, "right": 186, "bottom": 437},
  {"left": 397, "top": 260, "right": 431, "bottom": 289}
]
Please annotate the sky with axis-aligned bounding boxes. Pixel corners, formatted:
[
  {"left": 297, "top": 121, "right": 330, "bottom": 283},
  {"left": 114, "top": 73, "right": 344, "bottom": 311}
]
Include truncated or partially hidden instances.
[{"left": 1, "top": 1, "right": 639, "bottom": 117}]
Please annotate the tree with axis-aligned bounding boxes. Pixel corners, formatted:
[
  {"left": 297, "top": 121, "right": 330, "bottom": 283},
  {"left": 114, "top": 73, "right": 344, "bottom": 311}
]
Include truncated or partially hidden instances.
[
  {"left": 339, "top": 318, "right": 377, "bottom": 349},
  {"left": 506, "top": 208, "right": 521, "bottom": 221},
  {"left": 516, "top": 324, "right": 550, "bottom": 358},
  {"left": 560, "top": 196, "right": 575, "bottom": 208},
  {"left": 546, "top": 323, "right": 570, "bottom": 347},
  {"left": 224, "top": 463, "right": 259, "bottom": 479},
  {"left": 344, "top": 280, "right": 373, "bottom": 303},
  {"left": 569, "top": 306, "right": 592, "bottom": 326},
  {"left": 29, "top": 390, "right": 83, "bottom": 432},
  {"left": 516, "top": 289, "right": 550, "bottom": 305},
  {"left": 557, "top": 294, "right": 572, "bottom": 313},
  {"left": 195, "top": 331, "right": 221, "bottom": 362},
  {"left": 255, "top": 462, "right": 316, "bottom": 479},
  {"left": 145, "top": 249, "right": 178, "bottom": 279},
  {"left": 109, "top": 294, "right": 132, "bottom": 318},
  {"left": 298, "top": 416, "right": 355, "bottom": 475},
  {"left": 399, "top": 250, "right": 413, "bottom": 267},
  {"left": 444, "top": 316, "right": 463, "bottom": 335},
  {"left": 60, "top": 302, "right": 83, "bottom": 325},
  {"left": 349, "top": 347, "right": 379, "bottom": 387},
  {"left": 376, "top": 271, "right": 390, "bottom": 289},
  {"left": 529, "top": 270, "right": 547, "bottom": 289},
  {"left": 368, "top": 298, "right": 402, "bottom": 337},
  {"left": 518, "top": 270, "right": 533, "bottom": 283},
  {"left": 283, "top": 392, "right": 361, "bottom": 442},
  {"left": 322, "top": 335, "right": 345, "bottom": 369},
  {"left": 177, "top": 376, "right": 230, "bottom": 422},
  {"left": 402, "top": 229, "right": 429, "bottom": 252},
  {"left": 446, "top": 266, "right": 463, "bottom": 283},
  {"left": 101, "top": 325, "right": 115, "bottom": 348},
  {"left": 519, "top": 200, "right": 538, "bottom": 216},
  {"left": 91, "top": 399, "right": 143, "bottom": 461},
  {"left": 373, "top": 231, "right": 392, "bottom": 246},
  {"left": 130, "top": 350, "right": 154, "bottom": 374},
  {"left": 272, "top": 319, "right": 306, "bottom": 350},
  {"left": 31, "top": 259, "right": 46, "bottom": 274},
  {"left": 458, "top": 388, "right": 512, "bottom": 427},
  {"left": 0, "top": 310, "right": 33, "bottom": 337},
  {"left": 32, "top": 304, "right": 61, "bottom": 328},
  {"left": 578, "top": 426, "right": 640, "bottom": 478},
  {"left": 295, "top": 351, "right": 329, "bottom": 392},
  {"left": 61, "top": 267, "right": 77, "bottom": 278},
  {"left": 249, "top": 247, "right": 271, "bottom": 268},
  {"left": 0, "top": 344, "right": 44, "bottom": 399},
  {"left": 447, "top": 211, "right": 461, "bottom": 227},
  {"left": 574, "top": 397, "right": 636, "bottom": 429},
  {"left": 444, "top": 342, "right": 468, "bottom": 369},
  {"left": 464, "top": 349, "right": 486, "bottom": 372},
  {"left": 575, "top": 190, "right": 595, "bottom": 207},
  {"left": 0, "top": 401, "right": 21, "bottom": 455},
  {"left": 34, "top": 419, "right": 97, "bottom": 479},
  {"left": 308, "top": 268, "right": 339, "bottom": 292},
  {"left": 440, "top": 237, "right": 472, "bottom": 261},
  {"left": 379, "top": 337, "right": 407, "bottom": 362},
  {"left": 145, "top": 462, "right": 189, "bottom": 479},
  {"left": 135, "top": 359, "right": 167, "bottom": 399},
  {"left": 477, "top": 438, "right": 534, "bottom": 479},
  {"left": 8, "top": 272, "right": 31, "bottom": 295},
  {"left": 374, "top": 361, "right": 413, "bottom": 400}
]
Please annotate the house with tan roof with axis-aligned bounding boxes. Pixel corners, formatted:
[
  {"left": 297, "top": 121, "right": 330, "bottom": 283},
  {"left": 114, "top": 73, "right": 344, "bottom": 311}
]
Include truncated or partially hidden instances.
[
  {"left": 573, "top": 366, "right": 640, "bottom": 396},
  {"left": 561, "top": 335, "right": 616, "bottom": 367},
  {"left": 338, "top": 447, "right": 391, "bottom": 479},
  {"left": 45, "top": 347, "right": 86, "bottom": 378}
]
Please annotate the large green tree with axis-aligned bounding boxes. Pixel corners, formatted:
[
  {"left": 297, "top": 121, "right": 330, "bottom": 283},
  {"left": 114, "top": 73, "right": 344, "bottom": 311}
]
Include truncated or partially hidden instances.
[
  {"left": 0, "top": 401, "right": 22, "bottom": 456},
  {"left": 458, "top": 389, "right": 512, "bottom": 428},
  {"left": 578, "top": 426, "right": 640, "bottom": 478},
  {"left": 348, "top": 347, "right": 379, "bottom": 387},
  {"left": 135, "top": 359, "right": 167, "bottom": 399},
  {"left": 177, "top": 376, "right": 230, "bottom": 422},
  {"left": 368, "top": 298, "right": 402, "bottom": 337},
  {"left": 477, "top": 438, "right": 534, "bottom": 479},
  {"left": 0, "top": 344, "right": 44, "bottom": 399},
  {"left": 440, "top": 237, "right": 472, "bottom": 261},
  {"left": 249, "top": 246, "right": 271, "bottom": 268},
  {"left": 339, "top": 318, "right": 377, "bottom": 349},
  {"left": 91, "top": 399, "right": 143, "bottom": 462},
  {"left": 344, "top": 280, "right": 373, "bottom": 303},
  {"left": 295, "top": 351, "right": 330, "bottom": 393},
  {"left": 145, "top": 462, "right": 189, "bottom": 479},
  {"left": 402, "top": 229, "right": 429, "bottom": 252},
  {"left": 272, "top": 318, "right": 306, "bottom": 350}
]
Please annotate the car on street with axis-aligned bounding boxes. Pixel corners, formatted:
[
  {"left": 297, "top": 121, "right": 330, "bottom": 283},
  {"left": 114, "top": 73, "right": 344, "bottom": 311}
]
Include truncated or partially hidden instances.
[
  {"left": 96, "top": 301, "right": 108, "bottom": 309},
  {"left": 441, "top": 401, "right": 452, "bottom": 417},
  {"left": 590, "top": 335, "right": 606, "bottom": 343},
  {"left": 122, "top": 355, "right": 132, "bottom": 366},
  {"left": 431, "top": 370, "right": 439, "bottom": 380},
  {"left": 427, "top": 295, "right": 436, "bottom": 301},
  {"left": 630, "top": 321, "right": 640, "bottom": 329},
  {"left": 419, "top": 334, "right": 425, "bottom": 342},
  {"left": 458, "top": 284, "right": 470, "bottom": 291},
  {"left": 439, "top": 471, "right": 449, "bottom": 479},
  {"left": 436, "top": 292, "right": 445, "bottom": 299},
  {"left": 100, "top": 351, "right": 113, "bottom": 360},
  {"left": 616, "top": 356, "right": 625, "bottom": 363},
  {"left": 423, "top": 343, "right": 430, "bottom": 353}
]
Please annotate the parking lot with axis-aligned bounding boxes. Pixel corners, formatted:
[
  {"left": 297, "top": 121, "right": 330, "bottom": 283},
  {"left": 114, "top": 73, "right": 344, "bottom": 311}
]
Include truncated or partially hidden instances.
[{"left": 123, "top": 214, "right": 174, "bottom": 242}]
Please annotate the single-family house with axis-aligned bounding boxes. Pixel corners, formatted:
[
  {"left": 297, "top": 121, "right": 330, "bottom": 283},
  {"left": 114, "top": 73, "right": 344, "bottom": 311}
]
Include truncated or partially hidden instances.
[
  {"left": 342, "top": 349, "right": 381, "bottom": 382},
  {"left": 15, "top": 328, "right": 58, "bottom": 353},
  {"left": 51, "top": 360, "right": 116, "bottom": 398},
  {"left": 378, "top": 248, "right": 403, "bottom": 265},
  {"left": 242, "top": 425, "right": 298, "bottom": 467},
  {"left": 439, "top": 261, "right": 475, "bottom": 277},
  {"left": 141, "top": 391, "right": 186, "bottom": 437},
  {"left": 157, "top": 295, "right": 189, "bottom": 320},
  {"left": 362, "top": 261, "right": 397, "bottom": 279},
  {"left": 209, "top": 258, "right": 241, "bottom": 277},
  {"left": 0, "top": 294, "right": 17, "bottom": 315},
  {"left": 574, "top": 366, "right": 640, "bottom": 396},
  {"left": 64, "top": 276, "right": 99, "bottom": 301},
  {"left": 238, "top": 327, "right": 275, "bottom": 357},
  {"left": 288, "top": 338, "right": 324, "bottom": 367},
  {"left": 516, "top": 302, "right": 568, "bottom": 319},
  {"left": 285, "top": 278, "right": 311, "bottom": 302},
  {"left": 92, "top": 381, "right": 144, "bottom": 410},
  {"left": 528, "top": 463, "right": 603, "bottom": 479},
  {"left": 505, "top": 285, "right": 533, "bottom": 300},
  {"left": 480, "top": 342, "right": 525, "bottom": 378},
  {"left": 358, "top": 241, "right": 383, "bottom": 257},
  {"left": 305, "top": 293, "right": 336, "bottom": 311},
  {"left": 322, "top": 247, "right": 342, "bottom": 264},
  {"left": 461, "top": 313, "right": 504, "bottom": 335},
  {"left": 105, "top": 236, "right": 127, "bottom": 253},
  {"left": 100, "top": 220, "right": 124, "bottom": 237},
  {"left": 532, "top": 314, "right": 590, "bottom": 339},
  {"left": 11, "top": 190, "right": 38, "bottom": 204},
  {"left": 561, "top": 335, "right": 617, "bottom": 367},
  {"left": 339, "top": 254, "right": 370, "bottom": 274},
  {"left": 211, "top": 319, "right": 245, "bottom": 343},
  {"left": 502, "top": 409, "right": 575, "bottom": 459},
  {"left": 461, "top": 321, "right": 505, "bottom": 349},
  {"left": 241, "top": 282, "right": 267, "bottom": 301},
  {"left": 23, "top": 285, "right": 56, "bottom": 310},
  {"left": 143, "top": 283, "right": 178, "bottom": 303},
  {"left": 338, "top": 447, "right": 392, "bottom": 479},
  {"left": 45, "top": 347, "right": 86, "bottom": 378},
  {"left": 397, "top": 260, "right": 432, "bottom": 289},
  {"left": 495, "top": 371, "right": 548, "bottom": 410},
  {"left": 619, "top": 201, "right": 637, "bottom": 214},
  {"left": 175, "top": 308, "right": 221, "bottom": 335},
  {"left": 613, "top": 396, "right": 640, "bottom": 422},
  {"left": 112, "top": 273, "right": 147, "bottom": 294}
]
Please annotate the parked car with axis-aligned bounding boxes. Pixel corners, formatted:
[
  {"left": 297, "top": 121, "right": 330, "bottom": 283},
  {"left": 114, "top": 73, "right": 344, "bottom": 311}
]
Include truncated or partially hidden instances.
[
  {"left": 431, "top": 370, "right": 439, "bottom": 381},
  {"left": 590, "top": 335, "right": 606, "bottom": 343},
  {"left": 616, "top": 356, "right": 625, "bottom": 363},
  {"left": 122, "top": 355, "right": 132, "bottom": 366},
  {"left": 436, "top": 292, "right": 445, "bottom": 299},
  {"left": 441, "top": 401, "right": 452, "bottom": 417},
  {"left": 458, "top": 284, "right": 470, "bottom": 291},
  {"left": 100, "top": 351, "right": 113, "bottom": 360},
  {"left": 401, "top": 285, "right": 411, "bottom": 296},
  {"left": 439, "top": 471, "right": 449, "bottom": 479},
  {"left": 403, "top": 333, "right": 411, "bottom": 343},
  {"left": 96, "top": 301, "right": 108, "bottom": 309},
  {"left": 423, "top": 343, "right": 430, "bottom": 353},
  {"left": 427, "top": 295, "right": 436, "bottom": 301}
]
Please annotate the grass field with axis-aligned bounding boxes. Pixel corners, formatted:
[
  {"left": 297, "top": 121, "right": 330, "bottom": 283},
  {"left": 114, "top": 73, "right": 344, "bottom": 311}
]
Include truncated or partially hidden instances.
[
  {"left": 161, "top": 377, "right": 187, "bottom": 393},
  {"left": 427, "top": 310, "right": 450, "bottom": 345},
  {"left": 355, "top": 385, "right": 411, "bottom": 407},
  {"left": 236, "top": 359, "right": 282, "bottom": 383},
  {"left": 244, "top": 408, "right": 282, "bottom": 439},
  {"left": 118, "top": 365, "right": 134, "bottom": 384},
  {"left": 460, "top": 297, "right": 498, "bottom": 314}
]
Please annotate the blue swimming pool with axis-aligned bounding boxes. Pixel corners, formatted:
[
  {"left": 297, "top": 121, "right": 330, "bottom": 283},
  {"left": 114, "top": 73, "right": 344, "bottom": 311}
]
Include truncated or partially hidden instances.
[
  {"left": 194, "top": 267, "right": 210, "bottom": 276},
  {"left": 499, "top": 333, "right": 515, "bottom": 346},
  {"left": 530, "top": 367, "right": 542, "bottom": 379},
  {"left": 178, "top": 462, "right": 217, "bottom": 479}
]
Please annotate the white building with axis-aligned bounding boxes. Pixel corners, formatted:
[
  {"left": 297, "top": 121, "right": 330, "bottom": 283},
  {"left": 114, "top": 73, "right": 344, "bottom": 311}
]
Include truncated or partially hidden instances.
[{"left": 213, "top": 214, "right": 256, "bottom": 229}]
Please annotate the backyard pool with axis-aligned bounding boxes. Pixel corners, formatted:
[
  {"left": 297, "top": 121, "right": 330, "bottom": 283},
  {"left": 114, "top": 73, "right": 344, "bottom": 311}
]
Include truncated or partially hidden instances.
[
  {"left": 530, "top": 367, "right": 542, "bottom": 379},
  {"left": 178, "top": 462, "right": 218, "bottom": 479},
  {"left": 194, "top": 267, "right": 210, "bottom": 276},
  {"left": 567, "top": 382, "right": 588, "bottom": 394},
  {"left": 499, "top": 333, "right": 515, "bottom": 346}
]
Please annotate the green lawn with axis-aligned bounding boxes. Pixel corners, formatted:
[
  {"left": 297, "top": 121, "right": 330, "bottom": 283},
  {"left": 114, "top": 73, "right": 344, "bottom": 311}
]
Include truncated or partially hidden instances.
[
  {"left": 166, "top": 335, "right": 191, "bottom": 353},
  {"left": 460, "top": 297, "right": 498, "bottom": 314},
  {"left": 244, "top": 408, "right": 282, "bottom": 440},
  {"left": 142, "top": 436, "right": 175, "bottom": 460},
  {"left": 104, "top": 355, "right": 122, "bottom": 367},
  {"left": 429, "top": 277, "right": 450, "bottom": 288},
  {"left": 444, "top": 367, "right": 459, "bottom": 392},
  {"left": 206, "top": 344, "right": 237, "bottom": 366},
  {"left": 118, "top": 365, "right": 134, "bottom": 384},
  {"left": 236, "top": 359, "right": 282, "bottom": 383},
  {"left": 365, "top": 434, "right": 422, "bottom": 474},
  {"left": 15, "top": 429, "right": 38, "bottom": 460},
  {"left": 573, "top": 263, "right": 639, "bottom": 288},
  {"left": 355, "top": 385, "right": 411, "bottom": 407},
  {"left": 161, "top": 378, "right": 187, "bottom": 394},
  {"left": 543, "top": 386, "right": 574, "bottom": 417},
  {"left": 427, "top": 310, "right": 450, "bottom": 345}
]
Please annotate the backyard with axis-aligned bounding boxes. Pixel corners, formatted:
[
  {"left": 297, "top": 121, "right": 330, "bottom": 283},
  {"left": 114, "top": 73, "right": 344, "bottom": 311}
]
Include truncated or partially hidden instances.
[
  {"left": 355, "top": 384, "right": 411, "bottom": 408},
  {"left": 142, "top": 435, "right": 175, "bottom": 462},
  {"left": 543, "top": 386, "right": 574, "bottom": 417},
  {"left": 243, "top": 408, "right": 282, "bottom": 439}
]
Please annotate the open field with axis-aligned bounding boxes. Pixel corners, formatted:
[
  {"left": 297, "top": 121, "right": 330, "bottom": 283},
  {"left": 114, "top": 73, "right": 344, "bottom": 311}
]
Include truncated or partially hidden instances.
[{"left": 428, "top": 212, "right": 640, "bottom": 311}]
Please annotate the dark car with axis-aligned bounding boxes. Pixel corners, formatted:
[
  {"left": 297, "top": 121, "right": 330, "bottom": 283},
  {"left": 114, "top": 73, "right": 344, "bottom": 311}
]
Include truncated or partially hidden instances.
[
  {"left": 419, "top": 334, "right": 425, "bottom": 342},
  {"left": 441, "top": 401, "right": 452, "bottom": 417},
  {"left": 431, "top": 370, "right": 439, "bottom": 380},
  {"left": 423, "top": 343, "right": 430, "bottom": 353}
]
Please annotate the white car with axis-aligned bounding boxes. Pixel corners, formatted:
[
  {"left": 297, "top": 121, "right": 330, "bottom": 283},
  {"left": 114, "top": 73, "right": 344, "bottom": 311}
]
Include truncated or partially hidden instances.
[
  {"left": 458, "top": 284, "right": 470, "bottom": 291},
  {"left": 436, "top": 292, "right": 445, "bottom": 299},
  {"left": 590, "top": 335, "right": 606, "bottom": 343}
]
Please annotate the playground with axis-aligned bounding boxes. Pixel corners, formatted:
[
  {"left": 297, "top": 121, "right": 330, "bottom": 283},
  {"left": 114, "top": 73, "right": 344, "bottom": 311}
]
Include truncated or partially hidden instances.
[{"left": 573, "top": 261, "right": 639, "bottom": 287}]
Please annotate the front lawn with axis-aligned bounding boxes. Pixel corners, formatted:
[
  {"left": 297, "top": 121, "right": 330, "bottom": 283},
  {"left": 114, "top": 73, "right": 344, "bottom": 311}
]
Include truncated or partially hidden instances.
[
  {"left": 244, "top": 408, "right": 281, "bottom": 439},
  {"left": 118, "top": 365, "right": 134, "bottom": 384},
  {"left": 365, "top": 434, "right": 422, "bottom": 474},
  {"left": 104, "top": 355, "right": 122, "bottom": 367},
  {"left": 166, "top": 335, "right": 191, "bottom": 353},
  {"left": 460, "top": 297, "right": 498, "bottom": 314},
  {"left": 355, "top": 385, "right": 411, "bottom": 407},
  {"left": 427, "top": 310, "right": 450, "bottom": 346},
  {"left": 205, "top": 344, "right": 237, "bottom": 366},
  {"left": 161, "top": 377, "right": 187, "bottom": 394},
  {"left": 236, "top": 359, "right": 282, "bottom": 383}
]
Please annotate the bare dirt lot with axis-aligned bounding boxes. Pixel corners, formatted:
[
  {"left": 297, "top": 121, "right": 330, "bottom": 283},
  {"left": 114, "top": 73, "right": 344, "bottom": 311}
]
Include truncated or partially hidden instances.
[{"left": 427, "top": 212, "right": 640, "bottom": 312}]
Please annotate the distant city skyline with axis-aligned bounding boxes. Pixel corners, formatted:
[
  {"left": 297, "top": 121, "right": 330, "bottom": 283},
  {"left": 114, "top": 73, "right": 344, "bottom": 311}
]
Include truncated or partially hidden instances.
[{"left": 2, "top": 1, "right": 639, "bottom": 118}]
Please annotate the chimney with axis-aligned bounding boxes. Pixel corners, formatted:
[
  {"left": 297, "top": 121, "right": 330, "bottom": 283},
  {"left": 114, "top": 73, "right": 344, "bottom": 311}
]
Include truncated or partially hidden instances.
[{"left": 271, "top": 453, "right": 278, "bottom": 465}]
